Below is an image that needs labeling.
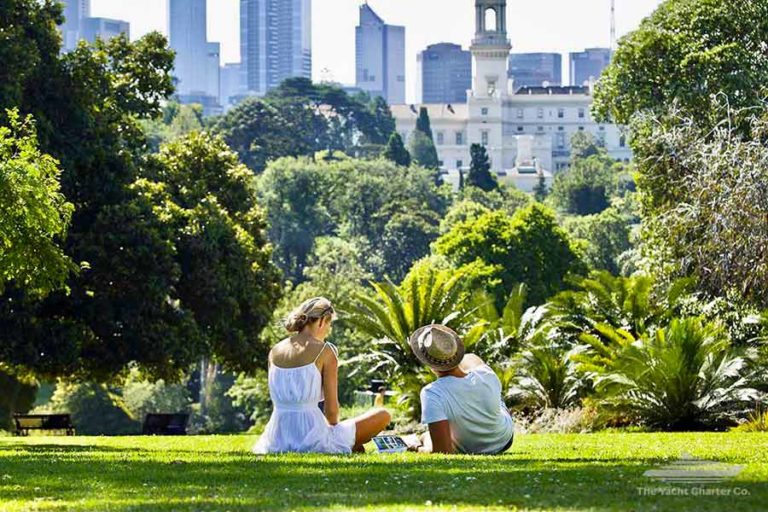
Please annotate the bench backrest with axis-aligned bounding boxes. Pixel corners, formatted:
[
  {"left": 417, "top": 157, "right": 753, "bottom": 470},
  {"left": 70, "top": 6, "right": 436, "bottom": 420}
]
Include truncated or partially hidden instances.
[
  {"left": 14, "top": 414, "right": 73, "bottom": 430},
  {"left": 142, "top": 413, "right": 189, "bottom": 435}
]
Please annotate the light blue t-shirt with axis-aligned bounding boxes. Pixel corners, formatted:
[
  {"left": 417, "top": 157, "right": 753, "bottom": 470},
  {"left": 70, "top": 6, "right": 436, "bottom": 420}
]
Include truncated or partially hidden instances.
[{"left": 421, "top": 365, "right": 514, "bottom": 454}]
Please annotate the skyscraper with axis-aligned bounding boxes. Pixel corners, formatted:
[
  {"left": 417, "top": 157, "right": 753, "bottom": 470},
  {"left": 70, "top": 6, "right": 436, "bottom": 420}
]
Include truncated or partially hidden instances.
[
  {"left": 240, "top": 0, "right": 312, "bottom": 96},
  {"left": 80, "top": 17, "right": 130, "bottom": 45},
  {"left": 59, "top": 0, "right": 91, "bottom": 51},
  {"left": 418, "top": 43, "right": 471, "bottom": 104},
  {"left": 509, "top": 53, "right": 562, "bottom": 89},
  {"left": 169, "top": 0, "right": 219, "bottom": 102},
  {"left": 355, "top": 3, "right": 405, "bottom": 105},
  {"left": 569, "top": 48, "right": 612, "bottom": 86}
]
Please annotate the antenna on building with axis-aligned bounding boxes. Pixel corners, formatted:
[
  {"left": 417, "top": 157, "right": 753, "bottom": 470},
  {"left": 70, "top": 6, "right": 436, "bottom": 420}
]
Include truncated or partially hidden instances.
[{"left": 610, "top": 0, "right": 617, "bottom": 52}]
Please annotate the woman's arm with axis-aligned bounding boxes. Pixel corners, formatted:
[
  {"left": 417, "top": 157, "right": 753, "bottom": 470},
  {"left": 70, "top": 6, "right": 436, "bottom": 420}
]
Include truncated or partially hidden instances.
[{"left": 320, "top": 348, "right": 340, "bottom": 425}]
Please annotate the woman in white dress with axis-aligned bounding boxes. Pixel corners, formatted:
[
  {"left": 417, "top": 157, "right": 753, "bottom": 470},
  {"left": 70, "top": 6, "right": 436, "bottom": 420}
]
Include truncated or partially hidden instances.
[{"left": 254, "top": 297, "right": 391, "bottom": 454}]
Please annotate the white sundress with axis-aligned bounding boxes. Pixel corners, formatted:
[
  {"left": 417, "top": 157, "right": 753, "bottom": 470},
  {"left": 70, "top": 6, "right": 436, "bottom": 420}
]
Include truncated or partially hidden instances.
[{"left": 253, "top": 343, "right": 357, "bottom": 454}]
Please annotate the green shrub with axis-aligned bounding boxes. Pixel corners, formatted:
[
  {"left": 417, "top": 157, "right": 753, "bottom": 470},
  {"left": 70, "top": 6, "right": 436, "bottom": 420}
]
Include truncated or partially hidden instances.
[
  {"left": 41, "top": 382, "right": 139, "bottom": 435},
  {"left": 593, "top": 318, "right": 758, "bottom": 430},
  {"left": 121, "top": 369, "right": 192, "bottom": 422}
]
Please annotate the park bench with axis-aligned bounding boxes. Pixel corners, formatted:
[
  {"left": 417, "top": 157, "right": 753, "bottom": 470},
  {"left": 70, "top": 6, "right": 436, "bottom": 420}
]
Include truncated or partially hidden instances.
[
  {"left": 142, "top": 413, "right": 189, "bottom": 436},
  {"left": 13, "top": 414, "right": 75, "bottom": 436}
]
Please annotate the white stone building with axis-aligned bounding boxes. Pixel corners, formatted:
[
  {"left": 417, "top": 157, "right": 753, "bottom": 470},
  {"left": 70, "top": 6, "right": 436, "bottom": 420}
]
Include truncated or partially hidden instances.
[{"left": 392, "top": 0, "right": 632, "bottom": 191}]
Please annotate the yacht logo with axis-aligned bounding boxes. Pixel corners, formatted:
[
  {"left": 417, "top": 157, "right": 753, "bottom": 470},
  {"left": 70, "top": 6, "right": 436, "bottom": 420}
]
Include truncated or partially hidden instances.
[{"left": 643, "top": 453, "right": 744, "bottom": 484}]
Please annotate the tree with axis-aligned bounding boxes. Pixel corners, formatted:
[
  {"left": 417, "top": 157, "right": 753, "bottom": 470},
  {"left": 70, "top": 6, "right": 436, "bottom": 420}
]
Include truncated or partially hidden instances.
[
  {"left": 212, "top": 98, "right": 313, "bottom": 173},
  {"left": 633, "top": 111, "right": 768, "bottom": 306},
  {"left": 415, "top": 107, "right": 434, "bottom": 140},
  {"left": 467, "top": 143, "right": 498, "bottom": 192},
  {"left": 435, "top": 204, "right": 584, "bottom": 306},
  {"left": 0, "top": 4, "right": 279, "bottom": 381},
  {"left": 563, "top": 202, "right": 637, "bottom": 275},
  {"left": 533, "top": 173, "right": 548, "bottom": 202},
  {"left": 380, "top": 206, "right": 441, "bottom": 283},
  {"left": 139, "top": 132, "right": 283, "bottom": 369},
  {"left": 408, "top": 130, "right": 439, "bottom": 170},
  {"left": 0, "top": 110, "right": 74, "bottom": 295},
  {"left": 383, "top": 132, "right": 411, "bottom": 167},
  {"left": 256, "top": 157, "right": 449, "bottom": 283},
  {"left": 569, "top": 131, "right": 602, "bottom": 160},
  {"left": 550, "top": 154, "right": 619, "bottom": 215},
  {"left": 593, "top": 0, "right": 768, "bottom": 134}
]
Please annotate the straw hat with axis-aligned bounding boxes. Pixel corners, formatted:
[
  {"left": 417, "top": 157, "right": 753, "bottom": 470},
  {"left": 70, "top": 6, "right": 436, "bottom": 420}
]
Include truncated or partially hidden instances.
[{"left": 409, "top": 324, "right": 465, "bottom": 372}]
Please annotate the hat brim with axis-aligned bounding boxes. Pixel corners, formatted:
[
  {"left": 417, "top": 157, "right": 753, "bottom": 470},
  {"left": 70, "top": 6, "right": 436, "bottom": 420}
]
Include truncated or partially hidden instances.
[{"left": 409, "top": 324, "right": 465, "bottom": 372}]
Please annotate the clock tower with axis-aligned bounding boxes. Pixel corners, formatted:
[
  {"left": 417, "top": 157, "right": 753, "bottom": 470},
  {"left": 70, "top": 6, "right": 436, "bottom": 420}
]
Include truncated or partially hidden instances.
[{"left": 470, "top": 0, "right": 512, "bottom": 98}]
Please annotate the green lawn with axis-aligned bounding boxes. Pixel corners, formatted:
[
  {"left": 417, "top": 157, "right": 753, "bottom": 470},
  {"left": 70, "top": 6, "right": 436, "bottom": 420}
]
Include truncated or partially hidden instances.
[{"left": 1, "top": 433, "right": 767, "bottom": 511}]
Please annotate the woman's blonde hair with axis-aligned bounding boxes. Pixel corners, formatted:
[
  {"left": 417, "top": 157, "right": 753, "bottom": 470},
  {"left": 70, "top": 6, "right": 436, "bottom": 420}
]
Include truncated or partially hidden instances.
[{"left": 284, "top": 297, "right": 336, "bottom": 333}]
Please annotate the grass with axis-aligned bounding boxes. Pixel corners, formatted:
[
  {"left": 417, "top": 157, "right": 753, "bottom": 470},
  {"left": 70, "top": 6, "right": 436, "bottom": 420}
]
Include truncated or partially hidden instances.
[{"left": 1, "top": 433, "right": 768, "bottom": 511}]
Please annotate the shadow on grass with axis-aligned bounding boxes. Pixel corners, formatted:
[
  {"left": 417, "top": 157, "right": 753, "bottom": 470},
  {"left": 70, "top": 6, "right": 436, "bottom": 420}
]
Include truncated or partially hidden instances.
[{"left": 1, "top": 443, "right": 767, "bottom": 511}]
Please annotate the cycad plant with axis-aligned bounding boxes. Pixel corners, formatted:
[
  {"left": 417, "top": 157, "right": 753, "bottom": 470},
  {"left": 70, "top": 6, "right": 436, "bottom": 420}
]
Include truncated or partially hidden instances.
[
  {"left": 593, "top": 317, "right": 758, "bottom": 430},
  {"left": 548, "top": 271, "right": 692, "bottom": 336},
  {"left": 509, "top": 340, "right": 583, "bottom": 410},
  {"left": 343, "top": 267, "right": 476, "bottom": 420}
]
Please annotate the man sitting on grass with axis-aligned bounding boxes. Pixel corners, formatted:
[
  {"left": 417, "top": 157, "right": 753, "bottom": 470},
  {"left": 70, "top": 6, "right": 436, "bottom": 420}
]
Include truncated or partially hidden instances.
[{"left": 408, "top": 324, "right": 514, "bottom": 455}]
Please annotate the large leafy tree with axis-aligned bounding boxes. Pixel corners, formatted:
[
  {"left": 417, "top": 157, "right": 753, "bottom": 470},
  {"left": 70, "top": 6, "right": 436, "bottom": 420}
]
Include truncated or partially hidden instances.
[
  {"left": 0, "top": 2, "right": 280, "bottom": 380},
  {"left": 0, "top": 110, "right": 74, "bottom": 295},
  {"left": 138, "top": 132, "right": 282, "bottom": 369},
  {"left": 593, "top": 0, "right": 768, "bottom": 132},
  {"left": 256, "top": 157, "right": 448, "bottom": 284},
  {"left": 550, "top": 153, "right": 620, "bottom": 216},
  {"left": 435, "top": 204, "right": 584, "bottom": 306},
  {"left": 213, "top": 78, "right": 397, "bottom": 172}
]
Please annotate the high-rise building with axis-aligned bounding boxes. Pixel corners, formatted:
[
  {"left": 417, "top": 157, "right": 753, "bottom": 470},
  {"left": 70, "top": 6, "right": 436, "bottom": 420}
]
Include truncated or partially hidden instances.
[
  {"left": 59, "top": 0, "right": 91, "bottom": 51},
  {"left": 240, "top": 0, "right": 312, "bottom": 96},
  {"left": 80, "top": 17, "right": 130, "bottom": 44},
  {"left": 569, "top": 48, "right": 611, "bottom": 86},
  {"left": 417, "top": 43, "right": 471, "bottom": 104},
  {"left": 355, "top": 4, "right": 405, "bottom": 104},
  {"left": 220, "top": 63, "right": 243, "bottom": 109},
  {"left": 509, "top": 53, "right": 562, "bottom": 89},
  {"left": 169, "top": 0, "right": 219, "bottom": 100}
]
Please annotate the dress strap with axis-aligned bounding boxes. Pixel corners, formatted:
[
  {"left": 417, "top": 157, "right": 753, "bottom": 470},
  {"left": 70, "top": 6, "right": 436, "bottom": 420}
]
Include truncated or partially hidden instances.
[
  {"left": 313, "top": 343, "right": 328, "bottom": 363},
  {"left": 312, "top": 342, "right": 338, "bottom": 363}
]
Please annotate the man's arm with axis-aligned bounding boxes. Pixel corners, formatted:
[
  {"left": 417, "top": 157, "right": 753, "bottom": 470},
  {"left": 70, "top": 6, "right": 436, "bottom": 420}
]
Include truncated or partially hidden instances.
[{"left": 421, "top": 420, "right": 454, "bottom": 454}]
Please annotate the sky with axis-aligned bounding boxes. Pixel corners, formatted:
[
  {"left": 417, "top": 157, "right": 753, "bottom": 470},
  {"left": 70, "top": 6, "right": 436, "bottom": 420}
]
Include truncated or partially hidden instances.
[{"left": 90, "top": 0, "right": 664, "bottom": 102}]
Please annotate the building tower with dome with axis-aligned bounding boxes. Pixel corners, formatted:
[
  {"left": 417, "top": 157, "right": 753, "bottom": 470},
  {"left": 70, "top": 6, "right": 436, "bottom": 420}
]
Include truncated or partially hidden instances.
[{"left": 392, "top": 0, "right": 631, "bottom": 192}]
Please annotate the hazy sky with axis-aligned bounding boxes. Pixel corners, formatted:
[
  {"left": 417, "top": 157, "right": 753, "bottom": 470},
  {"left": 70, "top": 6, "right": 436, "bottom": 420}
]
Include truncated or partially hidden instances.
[{"left": 91, "top": 0, "right": 663, "bottom": 101}]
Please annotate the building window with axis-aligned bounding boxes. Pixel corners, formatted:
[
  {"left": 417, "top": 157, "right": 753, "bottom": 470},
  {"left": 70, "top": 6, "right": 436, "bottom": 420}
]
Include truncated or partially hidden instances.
[
  {"left": 481, "top": 131, "right": 489, "bottom": 146},
  {"left": 438, "top": 160, "right": 444, "bottom": 167},
  {"left": 481, "top": 107, "right": 489, "bottom": 116},
  {"left": 558, "top": 126, "right": 564, "bottom": 131},
  {"left": 516, "top": 108, "right": 524, "bottom": 119},
  {"left": 455, "top": 132, "right": 464, "bottom": 145},
  {"left": 557, "top": 108, "right": 564, "bottom": 119},
  {"left": 619, "top": 135, "right": 627, "bottom": 148},
  {"left": 517, "top": 126, "right": 524, "bottom": 132},
  {"left": 456, "top": 160, "right": 463, "bottom": 169},
  {"left": 556, "top": 133, "right": 566, "bottom": 148},
  {"left": 578, "top": 108, "right": 585, "bottom": 119},
  {"left": 578, "top": 126, "right": 585, "bottom": 131},
  {"left": 537, "top": 107, "right": 544, "bottom": 119},
  {"left": 437, "top": 132, "right": 444, "bottom": 145},
  {"left": 537, "top": 126, "right": 544, "bottom": 132}
]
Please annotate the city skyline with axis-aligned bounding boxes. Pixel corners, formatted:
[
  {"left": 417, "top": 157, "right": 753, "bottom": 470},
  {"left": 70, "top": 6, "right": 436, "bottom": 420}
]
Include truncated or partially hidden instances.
[{"left": 91, "top": 0, "right": 663, "bottom": 102}]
